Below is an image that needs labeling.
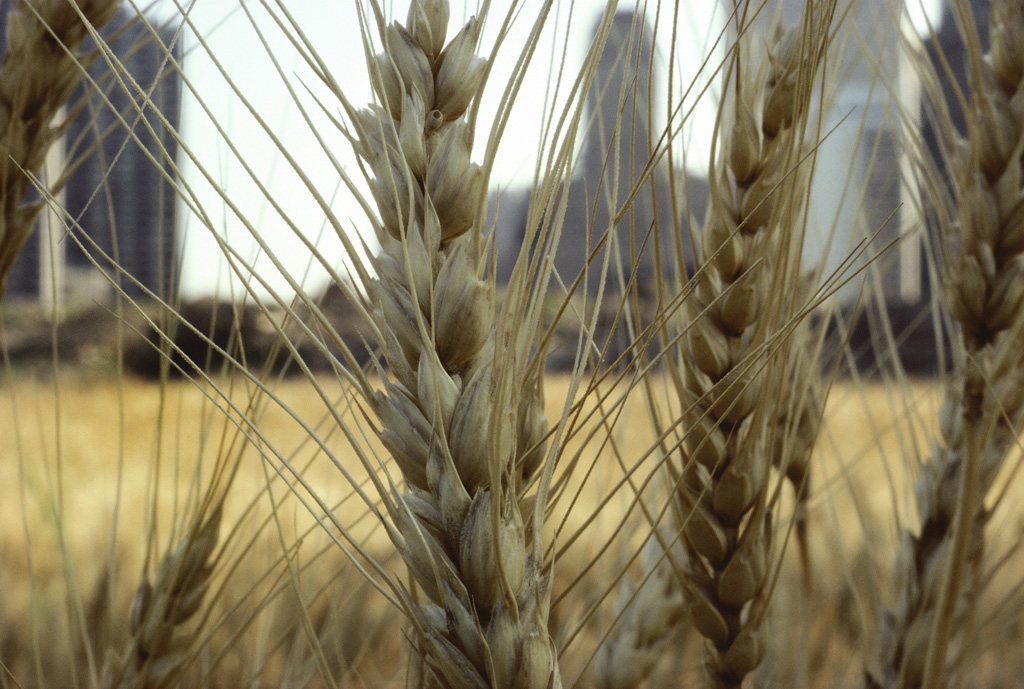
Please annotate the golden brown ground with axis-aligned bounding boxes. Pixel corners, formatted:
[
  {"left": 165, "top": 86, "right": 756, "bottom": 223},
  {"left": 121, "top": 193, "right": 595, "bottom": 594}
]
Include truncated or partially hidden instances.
[{"left": 2, "top": 372, "right": 1022, "bottom": 687}]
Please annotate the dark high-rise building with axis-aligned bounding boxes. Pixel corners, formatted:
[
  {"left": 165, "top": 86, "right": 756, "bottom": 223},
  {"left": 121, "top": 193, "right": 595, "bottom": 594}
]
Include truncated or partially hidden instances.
[
  {"left": 2, "top": 3, "right": 181, "bottom": 303},
  {"left": 561, "top": 12, "right": 697, "bottom": 292},
  {"left": 489, "top": 11, "right": 705, "bottom": 292}
]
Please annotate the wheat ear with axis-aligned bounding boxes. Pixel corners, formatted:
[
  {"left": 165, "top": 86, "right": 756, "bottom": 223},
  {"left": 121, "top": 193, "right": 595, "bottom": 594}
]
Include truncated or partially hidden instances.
[
  {"left": 592, "top": 537, "right": 687, "bottom": 689},
  {"left": 674, "top": 4, "right": 830, "bottom": 687},
  {"left": 101, "top": 505, "right": 222, "bottom": 689},
  {"left": 0, "top": 0, "right": 119, "bottom": 297},
  {"left": 872, "top": 2, "right": 1024, "bottom": 687},
  {"left": 591, "top": 5, "right": 831, "bottom": 681},
  {"left": 348, "top": 2, "right": 557, "bottom": 687}
]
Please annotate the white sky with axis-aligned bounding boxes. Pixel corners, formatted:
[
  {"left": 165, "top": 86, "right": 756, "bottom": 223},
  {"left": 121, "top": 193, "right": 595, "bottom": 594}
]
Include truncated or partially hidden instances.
[
  {"left": 165, "top": 0, "right": 942, "bottom": 301},
  {"left": 169, "top": 1, "right": 723, "bottom": 300}
]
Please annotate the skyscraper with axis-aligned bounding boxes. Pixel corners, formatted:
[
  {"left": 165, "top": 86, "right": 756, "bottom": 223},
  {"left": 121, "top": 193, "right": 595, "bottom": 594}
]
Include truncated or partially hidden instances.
[
  {"left": 562, "top": 11, "right": 686, "bottom": 292},
  {"left": 2, "top": 4, "right": 181, "bottom": 303},
  {"left": 488, "top": 10, "right": 704, "bottom": 293}
]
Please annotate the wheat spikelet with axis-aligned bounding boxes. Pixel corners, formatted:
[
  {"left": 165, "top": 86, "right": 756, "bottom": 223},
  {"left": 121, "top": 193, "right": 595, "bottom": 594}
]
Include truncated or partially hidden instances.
[
  {"left": 871, "top": 2, "right": 1024, "bottom": 687},
  {"left": 592, "top": 539, "right": 687, "bottom": 689},
  {"left": 671, "top": 4, "right": 832, "bottom": 687},
  {"left": 347, "top": 2, "right": 558, "bottom": 686},
  {"left": 0, "top": 0, "right": 119, "bottom": 298},
  {"left": 594, "top": 5, "right": 830, "bottom": 683},
  {"left": 101, "top": 505, "right": 222, "bottom": 689}
]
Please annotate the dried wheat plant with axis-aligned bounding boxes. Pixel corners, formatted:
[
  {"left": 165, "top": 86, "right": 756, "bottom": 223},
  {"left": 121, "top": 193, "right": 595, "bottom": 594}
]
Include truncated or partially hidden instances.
[
  {"left": 334, "top": 2, "right": 563, "bottom": 686},
  {"left": 101, "top": 504, "right": 222, "bottom": 689},
  {"left": 0, "top": 0, "right": 119, "bottom": 297},
  {"left": 870, "top": 1, "right": 1024, "bottom": 687},
  {"left": 602, "top": 3, "right": 836, "bottom": 688}
]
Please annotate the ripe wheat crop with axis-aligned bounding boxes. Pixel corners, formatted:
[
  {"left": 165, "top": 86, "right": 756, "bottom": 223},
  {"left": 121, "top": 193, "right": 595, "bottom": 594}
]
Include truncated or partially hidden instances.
[{"left": 2, "top": 1, "right": 1024, "bottom": 688}]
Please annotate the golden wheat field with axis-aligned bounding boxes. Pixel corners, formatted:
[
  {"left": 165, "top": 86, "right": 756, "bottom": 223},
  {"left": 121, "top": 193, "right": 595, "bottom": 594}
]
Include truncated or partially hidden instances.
[{"left": 4, "top": 372, "right": 1022, "bottom": 687}]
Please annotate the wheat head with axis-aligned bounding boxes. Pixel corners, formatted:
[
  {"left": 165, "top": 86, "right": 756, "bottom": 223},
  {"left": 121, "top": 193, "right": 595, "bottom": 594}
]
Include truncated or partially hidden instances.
[
  {"left": 345, "top": 1, "right": 558, "bottom": 687},
  {"left": 101, "top": 505, "right": 221, "bottom": 689},
  {"left": 672, "top": 3, "right": 833, "bottom": 687},
  {"left": 872, "top": 2, "right": 1024, "bottom": 687}
]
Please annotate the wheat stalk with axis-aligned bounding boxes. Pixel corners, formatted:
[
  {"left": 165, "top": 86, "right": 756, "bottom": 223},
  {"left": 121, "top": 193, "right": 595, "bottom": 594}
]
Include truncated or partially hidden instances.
[
  {"left": 342, "top": 2, "right": 558, "bottom": 687},
  {"left": 0, "top": 0, "right": 119, "bottom": 298},
  {"left": 101, "top": 505, "right": 222, "bottom": 689},
  {"left": 871, "top": 2, "right": 1024, "bottom": 687},
  {"left": 669, "top": 4, "right": 832, "bottom": 687}
]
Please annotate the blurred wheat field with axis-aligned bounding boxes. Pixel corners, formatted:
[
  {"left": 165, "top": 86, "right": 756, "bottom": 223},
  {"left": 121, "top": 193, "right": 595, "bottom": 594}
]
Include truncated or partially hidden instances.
[{"left": 8, "top": 373, "right": 1021, "bottom": 687}]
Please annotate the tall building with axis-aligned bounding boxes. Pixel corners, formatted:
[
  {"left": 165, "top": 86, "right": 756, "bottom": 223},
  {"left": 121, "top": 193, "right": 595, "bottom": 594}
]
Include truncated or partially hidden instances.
[
  {"left": 822, "top": 0, "right": 991, "bottom": 372},
  {"left": 919, "top": 0, "right": 990, "bottom": 269},
  {"left": 489, "top": 11, "right": 705, "bottom": 292},
  {"left": 566, "top": 12, "right": 675, "bottom": 291},
  {"left": 2, "top": 3, "right": 181, "bottom": 304}
]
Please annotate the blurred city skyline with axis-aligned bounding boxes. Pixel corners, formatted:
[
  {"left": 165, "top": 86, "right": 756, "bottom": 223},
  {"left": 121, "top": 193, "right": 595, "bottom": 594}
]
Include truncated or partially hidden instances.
[
  {"left": 2, "top": 0, "right": 946, "bottom": 304},
  {"left": 173, "top": 0, "right": 945, "bottom": 301},
  {"left": 171, "top": 1, "right": 724, "bottom": 300}
]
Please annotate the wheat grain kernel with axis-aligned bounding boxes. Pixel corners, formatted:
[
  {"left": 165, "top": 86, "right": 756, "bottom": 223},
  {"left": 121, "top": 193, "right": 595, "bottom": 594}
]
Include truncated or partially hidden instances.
[
  {"left": 407, "top": 0, "right": 450, "bottom": 59},
  {"left": 435, "top": 17, "right": 485, "bottom": 120}
]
